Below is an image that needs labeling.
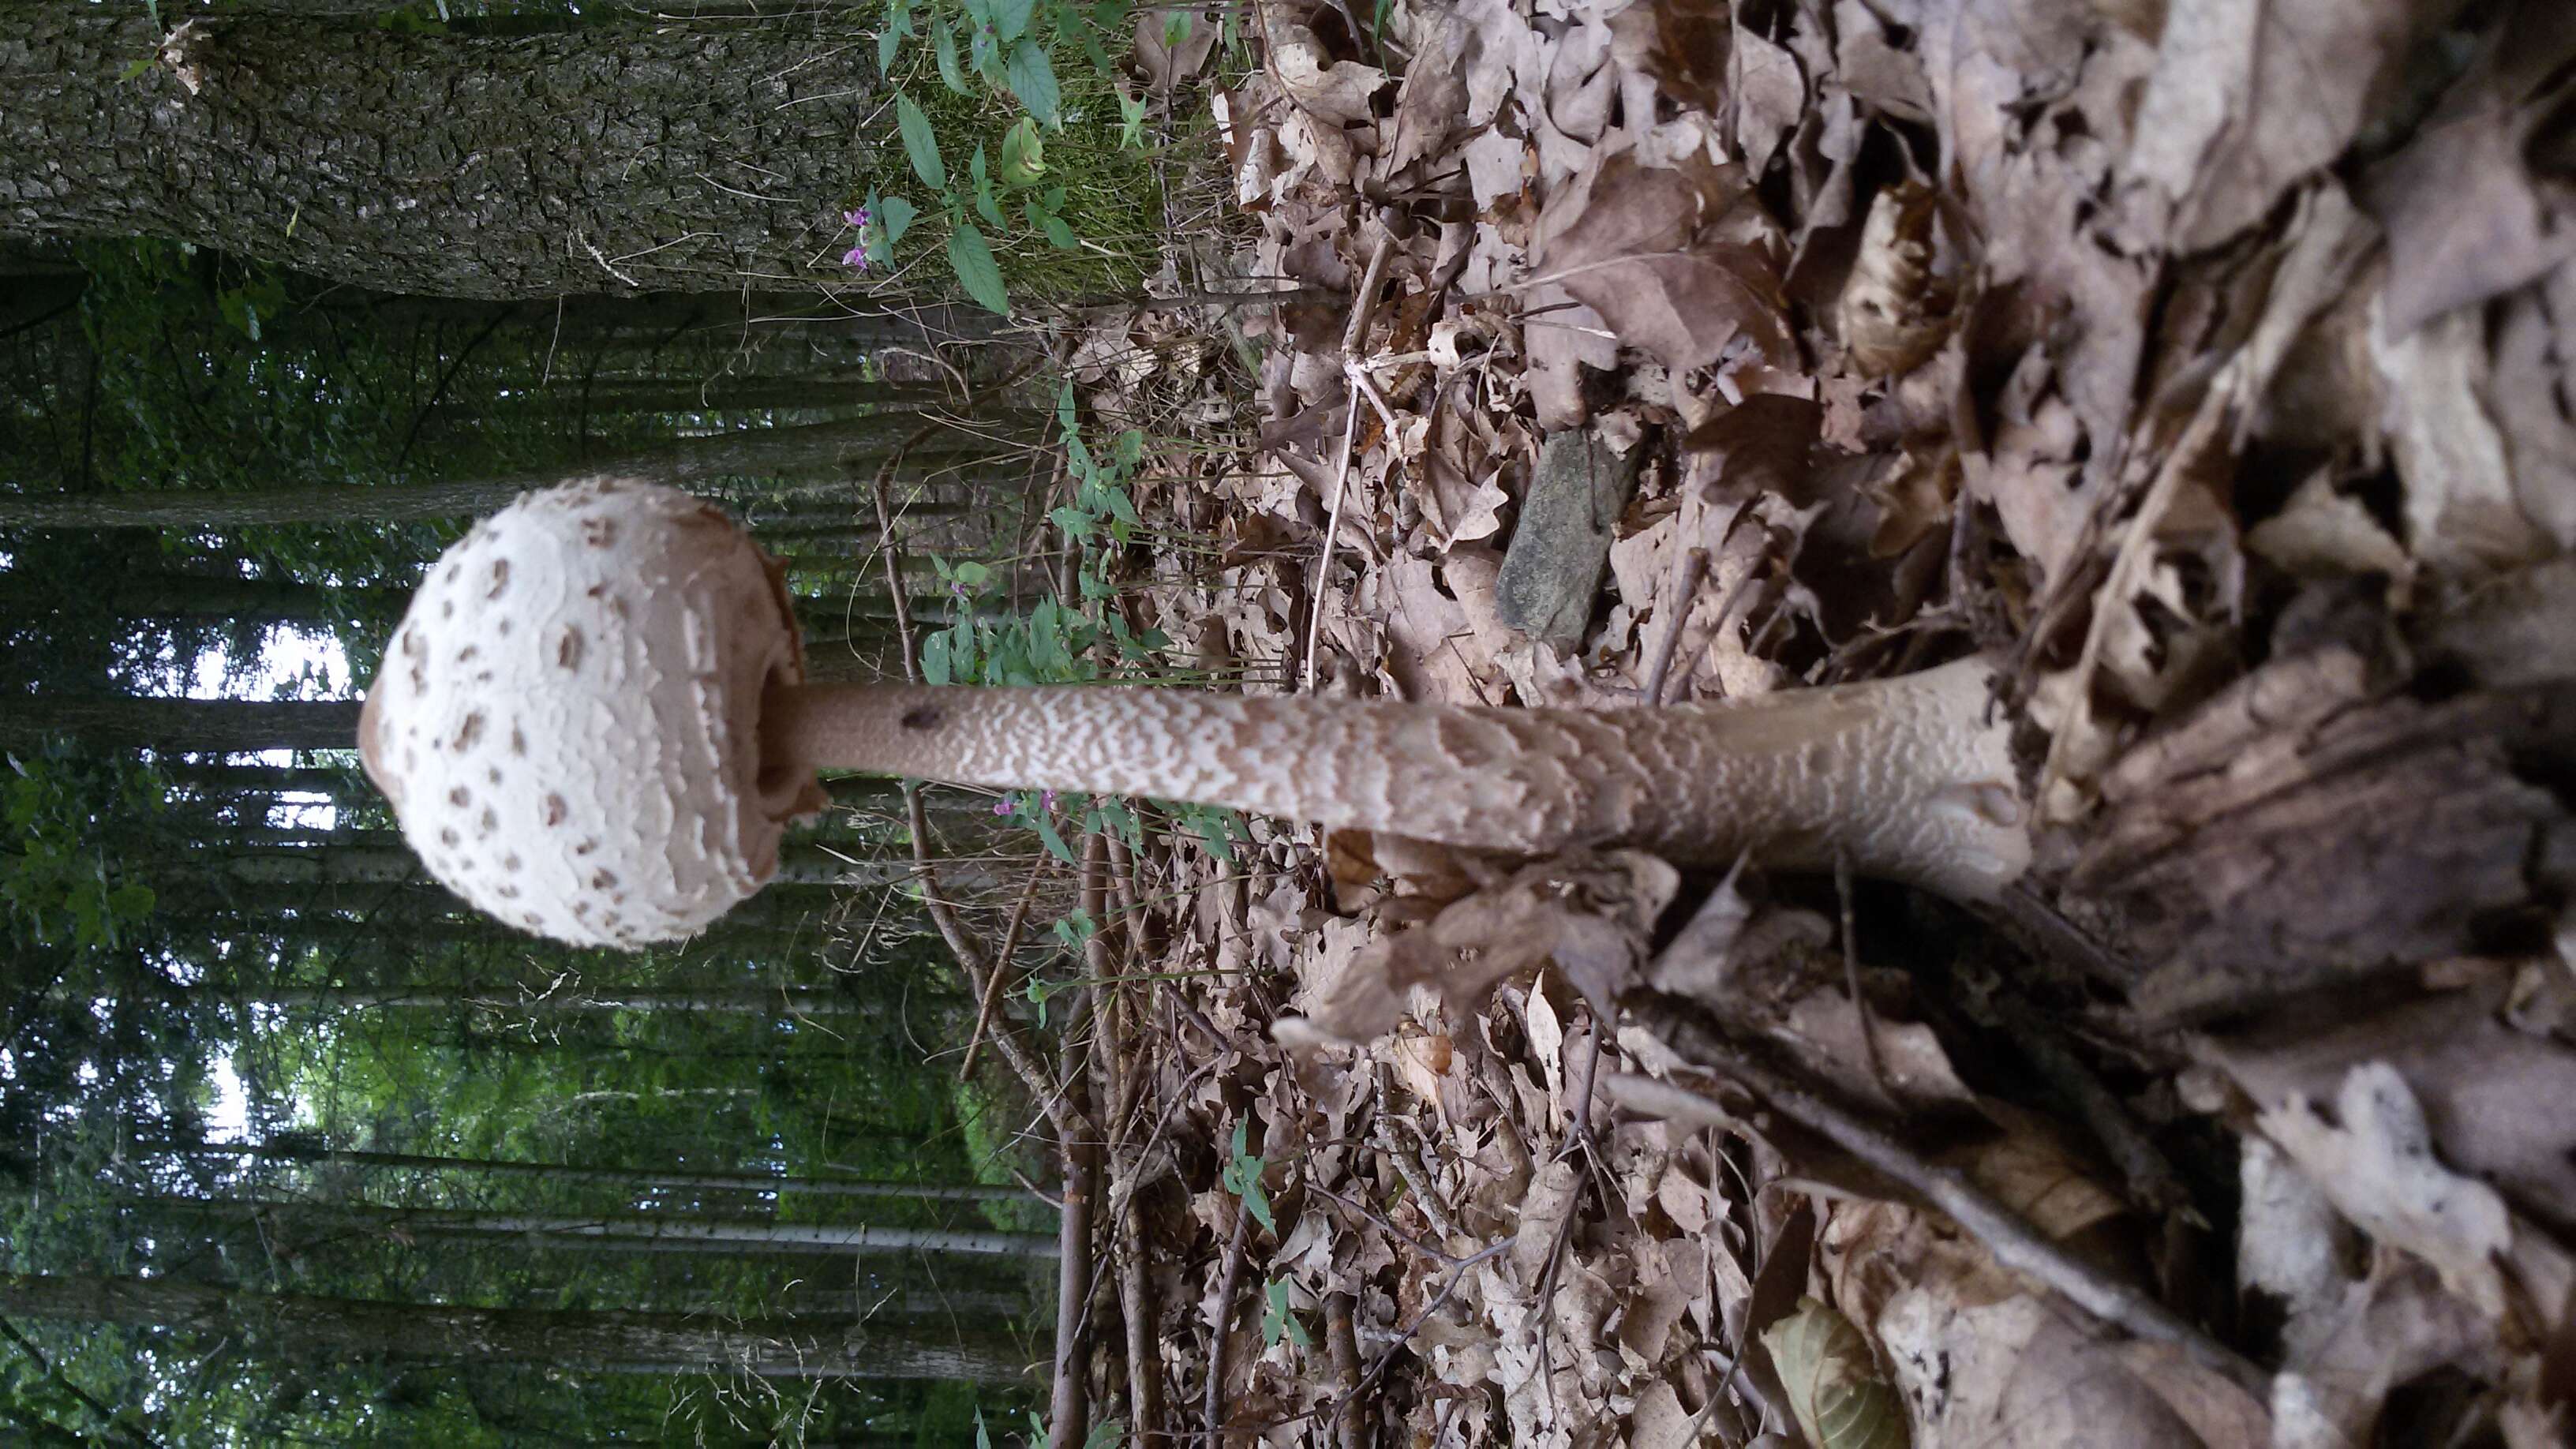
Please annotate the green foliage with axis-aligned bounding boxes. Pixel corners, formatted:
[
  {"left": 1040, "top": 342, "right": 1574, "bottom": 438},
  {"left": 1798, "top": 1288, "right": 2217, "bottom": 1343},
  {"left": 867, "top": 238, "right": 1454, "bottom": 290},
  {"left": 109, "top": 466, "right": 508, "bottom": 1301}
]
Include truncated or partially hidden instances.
[
  {"left": 1, "top": 753, "right": 163, "bottom": 954},
  {"left": 1260, "top": 1278, "right": 1310, "bottom": 1350},
  {"left": 1220, "top": 1119, "right": 1272, "bottom": 1234},
  {"left": 865, "top": 0, "right": 1163, "bottom": 309}
]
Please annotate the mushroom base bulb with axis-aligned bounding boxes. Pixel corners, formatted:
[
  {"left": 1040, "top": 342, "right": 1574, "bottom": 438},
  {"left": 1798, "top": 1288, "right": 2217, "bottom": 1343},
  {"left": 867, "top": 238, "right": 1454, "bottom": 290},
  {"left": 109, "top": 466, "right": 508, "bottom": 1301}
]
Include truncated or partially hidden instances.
[{"left": 359, "top": 479, "right": 826, "bottom": 947}]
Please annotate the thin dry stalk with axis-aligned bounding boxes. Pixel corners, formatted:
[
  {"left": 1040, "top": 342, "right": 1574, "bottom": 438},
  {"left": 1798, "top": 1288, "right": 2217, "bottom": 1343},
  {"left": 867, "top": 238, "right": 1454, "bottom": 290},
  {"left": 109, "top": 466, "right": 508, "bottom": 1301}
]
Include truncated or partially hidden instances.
[
  {"left": 959, "top": 858, "right": 1051, "bottom": 1079},
  {"left": 1202, "top": 1183, "right": 1256, "bottom": 1448},
  {"left": 1611, "top": 1020, "right": 2267, "bottom": 1397}
]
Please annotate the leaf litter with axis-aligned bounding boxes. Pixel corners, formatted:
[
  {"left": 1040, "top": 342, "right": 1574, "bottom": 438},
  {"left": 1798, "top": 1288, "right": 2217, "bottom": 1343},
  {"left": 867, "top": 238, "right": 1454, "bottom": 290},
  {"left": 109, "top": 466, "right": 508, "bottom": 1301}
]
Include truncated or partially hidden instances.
[{"left": 1046, "top": 0, "right": 2576, "bottom": 1443}]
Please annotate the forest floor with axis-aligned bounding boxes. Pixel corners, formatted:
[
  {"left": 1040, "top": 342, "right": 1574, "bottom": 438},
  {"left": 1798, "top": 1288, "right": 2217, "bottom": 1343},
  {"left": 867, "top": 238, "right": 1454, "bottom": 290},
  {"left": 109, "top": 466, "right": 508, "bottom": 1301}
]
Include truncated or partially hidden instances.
[{"left": 960, "top": 0, "right": 2576, "bottom": 1444}]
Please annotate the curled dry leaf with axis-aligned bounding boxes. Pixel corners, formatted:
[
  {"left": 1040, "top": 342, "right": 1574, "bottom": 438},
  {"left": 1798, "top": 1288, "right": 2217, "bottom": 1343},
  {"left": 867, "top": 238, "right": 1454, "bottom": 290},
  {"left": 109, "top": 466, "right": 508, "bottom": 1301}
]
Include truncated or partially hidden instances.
[
  {"left": 1838, "top": 182, "right": 1954, "bottom": 379},
  {"left": 1762, "top": 1297, "right": 1909, "bottom": 1449},
  {"left": 1531, "top": 150, "right": 1792, "bottom": 379},
  {"left": 1267, "top": 21, "right": 1387, "bottom": 126},
  {"left": 1286, "top": 850, "right": 1679, "bottom": 1043},
  {"left": 2256, "top": 1062, "right": 2527, "bottom": 1320}
]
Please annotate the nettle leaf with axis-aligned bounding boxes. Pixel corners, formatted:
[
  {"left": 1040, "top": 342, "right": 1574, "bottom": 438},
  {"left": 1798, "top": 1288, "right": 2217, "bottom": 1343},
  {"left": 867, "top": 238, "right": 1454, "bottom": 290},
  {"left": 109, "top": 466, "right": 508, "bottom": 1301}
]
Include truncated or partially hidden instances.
[
  {"left": 1036, "top": 204, "right": 1077, "bottom": 251},
  {"left": 876, "top": 193, "right": 918, "bottom": 246},
  {"left": 1035, "top": 811, "right": 1076, "bottom": 864},
  {"left": 922, "top": 630, "right": 953, "bottom": 685},
  {"left": 1005, "top": 39, "right": 1061, "bottom": 126},
  {"left": 999, "top": 116, "right": 1046, "bottom": 185},
  {"left": 946, "top": 222, "right": 1010, "bottom": 314},
  {"left": 895, "top": 93, "right": 947, "bottom": 191},
  {"left": 990, "top": 0, "right": 1035, "bottom": 43},
  {"left": 1118, "top": 87, "right": 1148, "bottom": 147},
  {"left": 934, "top": 17, "right": 969, "bottom": 93}
]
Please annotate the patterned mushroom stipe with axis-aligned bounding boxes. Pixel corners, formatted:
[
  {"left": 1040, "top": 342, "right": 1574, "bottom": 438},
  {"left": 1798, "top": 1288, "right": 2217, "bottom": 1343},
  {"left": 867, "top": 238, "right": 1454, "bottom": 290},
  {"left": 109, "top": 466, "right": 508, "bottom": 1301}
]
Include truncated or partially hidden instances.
[
  {"left": 767, "top": 653, "right": 2029, "bottom": 903},
  {"left": 364, "top": 480, "right": 2031, "bottom": 949}
]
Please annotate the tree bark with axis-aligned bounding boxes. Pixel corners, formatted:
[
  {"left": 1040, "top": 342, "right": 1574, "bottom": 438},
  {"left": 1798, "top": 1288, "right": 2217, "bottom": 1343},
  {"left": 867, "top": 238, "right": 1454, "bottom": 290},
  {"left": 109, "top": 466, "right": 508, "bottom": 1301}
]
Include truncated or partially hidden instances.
[
  {"left": 0, "top": 1271, "right": 1032, "bottom": 1384},
  {"left": 0, "top": 5, "right": 882, "bottom": 299}
]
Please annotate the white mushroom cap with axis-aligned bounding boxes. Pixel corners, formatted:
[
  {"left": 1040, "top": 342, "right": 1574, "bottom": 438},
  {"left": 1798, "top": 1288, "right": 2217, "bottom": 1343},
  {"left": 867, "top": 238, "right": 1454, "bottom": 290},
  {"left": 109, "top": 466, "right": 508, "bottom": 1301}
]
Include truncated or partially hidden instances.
[{"left": 358, "top": 479, "right": 825, "bottom": 947}]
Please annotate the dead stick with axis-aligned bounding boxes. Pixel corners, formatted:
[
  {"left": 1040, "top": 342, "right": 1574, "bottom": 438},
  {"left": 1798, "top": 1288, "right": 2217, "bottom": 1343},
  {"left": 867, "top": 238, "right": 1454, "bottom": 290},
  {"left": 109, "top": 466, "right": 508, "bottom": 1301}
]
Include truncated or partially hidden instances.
[
  {"left": 873, "top": 461, "right": 1076, "bottom": 1137},
  {"left": 1203, "top": 1187, "right": 1256, "bottom": 1447},
  {"left": 1642, "top": 546, "right": 1710, "bottom": 706},
  {"left": 1605, "top": 1033, "right": 2267, "bottom": 1397},
  {"left": 960, "top": 858, "right": 1050, "bottom": 1079}
]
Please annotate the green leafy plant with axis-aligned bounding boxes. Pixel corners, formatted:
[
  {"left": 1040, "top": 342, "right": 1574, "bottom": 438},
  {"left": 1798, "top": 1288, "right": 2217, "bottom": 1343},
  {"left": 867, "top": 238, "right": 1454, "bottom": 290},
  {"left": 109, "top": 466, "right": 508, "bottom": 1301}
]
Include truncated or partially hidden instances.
[
  {"left": 1219, "top": 1118, "right": 1273, "bottom": 1234},
  {"left": 2, "top": 754, "right": 163, "bottom": 953},
  {"left": 871, "top": 0, "right": 1136, "bottom": 310},
  {"left": 1260, "top": 1278, "right": 1312, "bottom": 1350},
  {"left": 919, "top": 390, "right": 1249, "bottom": 875}
]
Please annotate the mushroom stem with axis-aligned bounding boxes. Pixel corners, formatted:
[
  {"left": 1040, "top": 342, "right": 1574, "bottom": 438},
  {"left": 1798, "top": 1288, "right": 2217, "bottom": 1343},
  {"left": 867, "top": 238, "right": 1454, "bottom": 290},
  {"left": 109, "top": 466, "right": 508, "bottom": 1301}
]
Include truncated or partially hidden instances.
[{"left": 762, "top": 653, "right": 2030, "bottom": 900}]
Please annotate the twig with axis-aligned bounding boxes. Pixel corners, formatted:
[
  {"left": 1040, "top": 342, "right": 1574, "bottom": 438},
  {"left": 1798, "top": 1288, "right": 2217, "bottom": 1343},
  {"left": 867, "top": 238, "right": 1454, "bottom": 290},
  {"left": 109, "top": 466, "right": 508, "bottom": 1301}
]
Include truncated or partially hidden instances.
[
  {"left": 959, "top": 857, "right": 1050, "bottom": 1079},
  {"left": 871, "top": 456, "right": 1075, "bottom": 1138},
  {"left": 1203, "top": 1185, "right": 1256, "bottom": 1447},
  {"left": 1642, "top": 547, "right": 1710, "bottom": 706},
  {"left": 1608, "top": 1021, "right": 2270, "bottom": 1397},
  {"left": 1300, "top": 234, "right": 1399, "bottom": 695},
  {"left": 1325, "top": 1293, "right": 1365, "bottom": 1449},
  {"left": 1118, "top": 1188, "right": 1164, "bottom": 1440},
  {"left": 1835, "top": 852, "right": 1891, "bottom": 1102}
]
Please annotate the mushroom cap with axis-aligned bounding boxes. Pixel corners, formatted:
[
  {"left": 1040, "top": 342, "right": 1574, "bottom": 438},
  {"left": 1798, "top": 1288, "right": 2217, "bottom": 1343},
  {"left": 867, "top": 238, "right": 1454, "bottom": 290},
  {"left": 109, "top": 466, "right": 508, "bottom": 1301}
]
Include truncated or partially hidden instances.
[{"left": 358, "top": 479, "right": 826, "bottom": 947}]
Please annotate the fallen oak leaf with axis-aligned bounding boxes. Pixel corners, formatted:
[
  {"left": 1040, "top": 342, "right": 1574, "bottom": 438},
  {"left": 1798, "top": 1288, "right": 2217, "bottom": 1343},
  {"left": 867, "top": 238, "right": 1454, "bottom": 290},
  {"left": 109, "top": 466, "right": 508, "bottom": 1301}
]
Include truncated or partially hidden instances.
[
  {"left": 1267, "top": 21, "right": 1386, "bottom": 128},
  {"left": 1529, "top": 150, "right": 1793, "bottom": 377},
  {"left": 1762, "top": 1297, "right": 1910, "bottom": 1449}
]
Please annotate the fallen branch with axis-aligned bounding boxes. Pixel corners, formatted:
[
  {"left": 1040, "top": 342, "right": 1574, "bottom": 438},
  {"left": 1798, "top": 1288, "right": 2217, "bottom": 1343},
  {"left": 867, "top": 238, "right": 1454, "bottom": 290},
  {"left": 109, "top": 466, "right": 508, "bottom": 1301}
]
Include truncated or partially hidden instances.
[{"left": 1609, "top": 1012, "right": 2268, "bottom": 1398}]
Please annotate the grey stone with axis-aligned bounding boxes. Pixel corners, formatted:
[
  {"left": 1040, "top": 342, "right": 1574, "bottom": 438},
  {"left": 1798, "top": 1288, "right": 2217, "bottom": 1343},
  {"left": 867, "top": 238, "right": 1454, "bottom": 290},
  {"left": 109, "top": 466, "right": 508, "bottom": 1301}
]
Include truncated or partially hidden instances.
[{"left": 1495, "top": 429, "right": 1641, "bottom": 651}]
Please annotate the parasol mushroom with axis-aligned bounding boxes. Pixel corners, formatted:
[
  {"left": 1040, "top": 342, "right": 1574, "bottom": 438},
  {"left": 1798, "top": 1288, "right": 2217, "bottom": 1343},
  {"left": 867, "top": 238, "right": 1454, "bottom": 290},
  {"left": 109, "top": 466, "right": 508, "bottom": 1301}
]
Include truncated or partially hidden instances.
[{"left": 360, "top": 478, "right": 2031, "bottom": 947}]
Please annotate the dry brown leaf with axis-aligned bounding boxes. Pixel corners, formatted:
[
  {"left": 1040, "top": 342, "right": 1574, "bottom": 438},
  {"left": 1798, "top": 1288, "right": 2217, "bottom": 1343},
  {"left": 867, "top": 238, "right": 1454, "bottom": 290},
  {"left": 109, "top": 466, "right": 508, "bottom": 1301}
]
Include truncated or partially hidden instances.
[
  {"left": 1878, "top": 1292, "right": 2270, "bottom": 1448},
  {"left": 1267, "top": 21, "right": 1387, "bottom": 126},
  {"left": 2256, "top": 1062, "right": 2518, "bottom": 1318},
  {"left": 1728, "top": 23, "right": 1805, "bottom": 178},
  {"left": 2122, "top": 0, "right": 2443, "bottom": 252},
  {"left": 1530, "top": 150, "right": 1792, "bottom": 379},
  {"left": 2375, "top": 302, "right": 2564, "bottom": 578},
  {"left": 2210, "top": 982, "right": 2576, "bottom": 1233},
  {"left": 1133, "top": 9, "right": 1218, "bottom": 93},
  {"left": 2363, "top": 2, "right": 2576, "bottom": 336},
  {"left": 2270, "top": 1261, "right": 2501, "bottom": 1449}
]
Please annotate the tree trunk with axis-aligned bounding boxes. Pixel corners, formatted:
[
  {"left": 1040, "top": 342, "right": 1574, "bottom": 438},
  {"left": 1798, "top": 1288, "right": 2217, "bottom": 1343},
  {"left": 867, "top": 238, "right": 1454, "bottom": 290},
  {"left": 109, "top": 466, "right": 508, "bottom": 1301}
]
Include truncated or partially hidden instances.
[
  {"left": 0, "top": 5, "right": 881, "bottom": 299},
  {"left": 186, "top": 839, "right": 912, "bottom": 889},
  {"left": 137, "top": 1136, "right": 1032, "bottom": 1204},
  {"left": 138, "top": 1196, "right": 1059, "bottom": 1259},
  {"left": 0, "top": 568, "right": 399, "bottom": 624},
  {"left": 2, "top": 695, "right": 363, "bottom": 753},
  {"left": 0, "top": 414, "right": 1007, "bottom": 528},
  {"left": 0, "top": 1271, "right": 1032, "bottom": 1384}
]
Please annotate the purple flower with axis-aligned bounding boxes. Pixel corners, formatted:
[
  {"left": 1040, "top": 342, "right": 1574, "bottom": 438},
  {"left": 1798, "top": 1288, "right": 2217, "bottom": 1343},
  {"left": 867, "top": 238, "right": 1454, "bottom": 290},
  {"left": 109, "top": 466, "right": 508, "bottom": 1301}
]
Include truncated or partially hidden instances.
[
  {"left": 994, "top": 796, "right": 1015, "bottom": 817},
  {"left": 844, "top": 207, "right": 871, "bottom": 228},
  {"left": 1041, "top": 789, "right": 1058, "bottom": 812},
  {"left": 841, "top": 244, "right": 871, "bottom": 271}
]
